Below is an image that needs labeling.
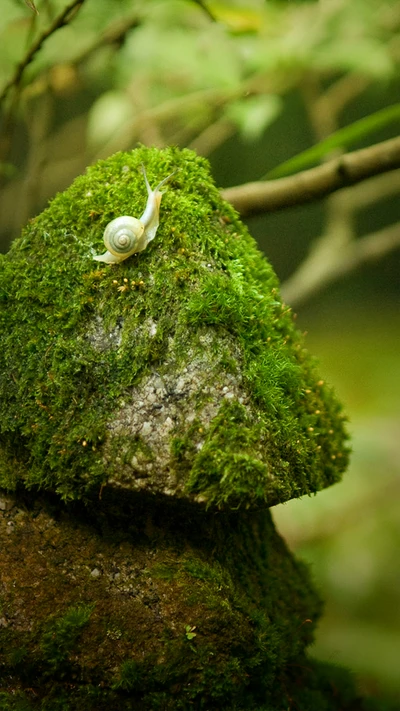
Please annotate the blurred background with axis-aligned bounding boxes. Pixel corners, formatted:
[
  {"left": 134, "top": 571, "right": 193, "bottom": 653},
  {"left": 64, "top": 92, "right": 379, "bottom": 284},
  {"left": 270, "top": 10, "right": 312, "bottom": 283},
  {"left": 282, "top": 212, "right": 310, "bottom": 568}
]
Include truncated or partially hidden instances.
[{"left": 1, "top": 0, "right": 399, "bottom": 702}]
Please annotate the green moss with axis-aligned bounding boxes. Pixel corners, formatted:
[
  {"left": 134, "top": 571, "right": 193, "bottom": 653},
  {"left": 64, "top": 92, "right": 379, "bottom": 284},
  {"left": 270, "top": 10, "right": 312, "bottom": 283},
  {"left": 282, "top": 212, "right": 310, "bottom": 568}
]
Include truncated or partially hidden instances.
[
  {"left": 0, "top": 490, "right": 320, "bottom": 709},
  {"left": 0, "top": 692, "right": 33, "bottom": 711},
  {"left": 0, "top": 146, "right": 349, "bottom": 507},
  {"left": 40, "top": 603, "right": 95, "bottom": 673},
  {"left": 0, "top": 486, "right": 395, "bottom": 711}
]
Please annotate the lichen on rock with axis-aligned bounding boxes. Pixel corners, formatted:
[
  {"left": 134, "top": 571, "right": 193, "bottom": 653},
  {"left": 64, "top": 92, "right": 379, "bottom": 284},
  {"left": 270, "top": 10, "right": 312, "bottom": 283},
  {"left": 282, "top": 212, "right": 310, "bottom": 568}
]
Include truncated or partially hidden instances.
[{"left": 0, "top": 146, "right": 349, "bottom": 507}]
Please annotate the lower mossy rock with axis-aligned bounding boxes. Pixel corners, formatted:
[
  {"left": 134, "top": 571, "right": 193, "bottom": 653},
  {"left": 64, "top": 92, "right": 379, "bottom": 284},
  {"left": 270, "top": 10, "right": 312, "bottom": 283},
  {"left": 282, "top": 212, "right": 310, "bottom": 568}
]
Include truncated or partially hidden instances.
[
  {"left": 0, "top": 488, "right": 378, "bottom": 711},
  {"left": 0, "top": 146, "right": 349, "bottom": 507}
]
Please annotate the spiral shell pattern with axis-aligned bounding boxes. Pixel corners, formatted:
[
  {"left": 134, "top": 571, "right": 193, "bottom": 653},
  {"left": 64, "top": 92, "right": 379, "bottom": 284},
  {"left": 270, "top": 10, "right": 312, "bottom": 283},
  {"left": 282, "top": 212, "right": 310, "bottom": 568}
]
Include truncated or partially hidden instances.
[{"left": 103, "top": 216, "right": 144, "bottom": 257}]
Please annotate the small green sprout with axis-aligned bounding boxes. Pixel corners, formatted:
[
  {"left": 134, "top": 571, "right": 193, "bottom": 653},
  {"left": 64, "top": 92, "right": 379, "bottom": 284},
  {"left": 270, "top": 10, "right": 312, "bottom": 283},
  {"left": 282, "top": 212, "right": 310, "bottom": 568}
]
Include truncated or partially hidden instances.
[{"left": 185, "top": 625, "right": 197, "bottom": 640}]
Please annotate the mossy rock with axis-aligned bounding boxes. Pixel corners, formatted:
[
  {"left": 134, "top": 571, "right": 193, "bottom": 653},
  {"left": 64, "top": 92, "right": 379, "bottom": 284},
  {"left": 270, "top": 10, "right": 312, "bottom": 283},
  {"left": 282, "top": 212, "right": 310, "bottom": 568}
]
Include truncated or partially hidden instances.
[
  {"left": 0, "top": 147, "right": 384, "bottom": 711},
  {"left": 0, "top": 146, "right": 349, "bottom": 507},
  {"left": 0, "top": 488, "right": 376, "bottom": 711}
]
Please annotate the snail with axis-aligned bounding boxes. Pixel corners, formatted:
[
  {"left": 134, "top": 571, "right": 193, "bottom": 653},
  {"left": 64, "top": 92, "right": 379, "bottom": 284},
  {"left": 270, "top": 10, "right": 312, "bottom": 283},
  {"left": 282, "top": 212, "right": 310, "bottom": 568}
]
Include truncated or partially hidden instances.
[{"left": 93, "top": 165, "right": 176, "bottom": 264}]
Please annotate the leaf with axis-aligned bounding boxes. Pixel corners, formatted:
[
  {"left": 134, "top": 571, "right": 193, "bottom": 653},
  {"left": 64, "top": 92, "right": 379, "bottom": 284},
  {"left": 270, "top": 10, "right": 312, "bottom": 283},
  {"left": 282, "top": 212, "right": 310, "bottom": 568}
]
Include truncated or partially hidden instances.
[
  {"left": 87, "top": 91, "right": 133, "bottom": 149},
  {"left": 185, "top": 625, "right": 197, "bottom": 640},
  {"left": 263, "top": 103, "right": 400, "bottom": 179},
  {"left": 207, "top": 3, "right": 263, "bottom": 32},
  {"left": 226, "top": 95, "right": 282, "bottom": 142}
]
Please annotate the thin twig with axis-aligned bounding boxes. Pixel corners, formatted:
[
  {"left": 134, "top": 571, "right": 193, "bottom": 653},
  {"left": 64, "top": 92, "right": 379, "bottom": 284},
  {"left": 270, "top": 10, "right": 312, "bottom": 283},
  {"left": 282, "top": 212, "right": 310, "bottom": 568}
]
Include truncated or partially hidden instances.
[
  {"left": 340, "top": 168, "right": 400, "bottom": 212},
  {"left": 188, "top": 117, "right": 235, "bottom": 156},
  {"left": 24, "top": 0, "right": 39, "bottom": 15},
  {"left": 0, "top": 0, "right": 86, "bottom": 105},
  {"left": 313, "top": 74, "right": 370, "bottom": 136},
  {"left": 91, "top": 88, "right": 229, "bottom": 160},
  {"left": 73, "top": 13, "right": 140, "bottom": 65},
  {"left": 222, "top": 135, "right": 400, "bottom": 217},
  {"left": 301, "top": 72, "right": 370, "bottom": 141},
  {"left": 281, "top": 222, "right": 400, "bottom": 307}
]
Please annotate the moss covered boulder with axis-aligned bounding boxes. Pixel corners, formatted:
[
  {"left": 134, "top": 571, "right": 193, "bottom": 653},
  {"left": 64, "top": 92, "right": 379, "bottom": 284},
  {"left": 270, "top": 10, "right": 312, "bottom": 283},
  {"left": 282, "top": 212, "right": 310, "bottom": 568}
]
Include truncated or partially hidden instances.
[
  {"left": 0, "top": 147, "right": 363, "bottom": 710},
  {"left": 0, "top": 490, "right": 327, "bottom": 710},
  {"left": 0, "top": 146, "right": 349, "bottom": 507}
]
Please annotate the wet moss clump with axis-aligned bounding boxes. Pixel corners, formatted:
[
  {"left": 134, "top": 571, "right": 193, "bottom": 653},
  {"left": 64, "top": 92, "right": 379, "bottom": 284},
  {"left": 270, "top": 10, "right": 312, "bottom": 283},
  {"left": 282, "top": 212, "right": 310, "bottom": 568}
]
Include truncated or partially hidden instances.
[{"left": 0, "top": 146, "right": 349, "bottom": 507}]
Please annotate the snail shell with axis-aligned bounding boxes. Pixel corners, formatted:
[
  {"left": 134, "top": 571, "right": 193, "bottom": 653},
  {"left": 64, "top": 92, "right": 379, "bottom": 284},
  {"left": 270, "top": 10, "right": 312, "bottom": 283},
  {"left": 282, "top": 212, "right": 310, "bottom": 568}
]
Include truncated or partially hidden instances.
[
  {"left": 93, "top": 165, "right": 175, "bottom": 264},
  {"left": 102, "top": 216, "right": 144, "bottom": 263}
]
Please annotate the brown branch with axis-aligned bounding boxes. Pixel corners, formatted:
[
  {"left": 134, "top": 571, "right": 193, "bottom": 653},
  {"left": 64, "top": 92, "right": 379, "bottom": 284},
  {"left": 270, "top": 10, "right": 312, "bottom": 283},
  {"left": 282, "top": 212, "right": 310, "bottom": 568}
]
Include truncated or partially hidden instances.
[
  {"left": 301, "top": 73, "right": 371, "bottom": 141},
  {"left": 313, "top": 74, "right": 370, "bottom": 136},
  {"left": 188, "top": 117, "right": 235, "bottom": 156},
  {"left": 0, "top": 0, "right": 86, "bottom": 105},
  {"left": 222, "top": 135, "right": 400, "bottom": 217},
  {"left": 340, "top": 168, "right": 400, "bottom": 212},
  {"left": 281, "top": 222, "right": 400, "bottom": 308}
]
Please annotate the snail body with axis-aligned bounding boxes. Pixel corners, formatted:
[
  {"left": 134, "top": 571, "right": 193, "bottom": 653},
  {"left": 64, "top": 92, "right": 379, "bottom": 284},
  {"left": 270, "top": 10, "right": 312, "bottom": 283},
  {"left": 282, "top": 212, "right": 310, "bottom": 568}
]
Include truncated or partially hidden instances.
[{"left": 94, "top": 165, "right": 175, "bottom": 264}]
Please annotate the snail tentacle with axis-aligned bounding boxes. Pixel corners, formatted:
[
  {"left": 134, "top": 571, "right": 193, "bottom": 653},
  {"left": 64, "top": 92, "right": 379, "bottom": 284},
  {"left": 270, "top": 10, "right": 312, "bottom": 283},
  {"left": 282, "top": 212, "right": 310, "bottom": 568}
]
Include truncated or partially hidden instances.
[{"left": 93, "top": 165, "right": 176, "bottom": 264}]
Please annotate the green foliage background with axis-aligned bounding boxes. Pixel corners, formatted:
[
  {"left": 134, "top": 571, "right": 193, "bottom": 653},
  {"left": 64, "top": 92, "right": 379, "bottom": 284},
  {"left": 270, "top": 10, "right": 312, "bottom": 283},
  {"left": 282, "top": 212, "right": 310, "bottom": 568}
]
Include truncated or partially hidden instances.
[{"left": 0, "top": 0, "right": 399, "bottom": 702}]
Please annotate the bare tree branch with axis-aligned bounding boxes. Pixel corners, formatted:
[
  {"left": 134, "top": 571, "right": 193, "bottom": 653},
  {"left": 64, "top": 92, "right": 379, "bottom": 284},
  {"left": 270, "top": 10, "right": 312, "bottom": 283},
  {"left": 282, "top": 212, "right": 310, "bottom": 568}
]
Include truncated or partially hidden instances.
[
  {"left": 188, "top": 117, "right": 235, "bottom": 156},
  {"left": 301, "top": 72, "right": 371, "bottom": 141},
  {"left": 222, "top": 135, "right": 400, "bottom": 217},
  {"left": 0, "top": 0, "right": 86, "bottom": 105},
  {"left": 281, "top": 221, "right": 400, "bottom": 308},
  {"left": 341, "top": 168, "right": 400, "bottom": 212},
  {"left": 278, "top": 72, "right": 399, "bottom": 310}
]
